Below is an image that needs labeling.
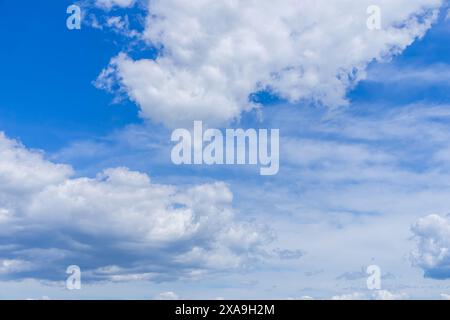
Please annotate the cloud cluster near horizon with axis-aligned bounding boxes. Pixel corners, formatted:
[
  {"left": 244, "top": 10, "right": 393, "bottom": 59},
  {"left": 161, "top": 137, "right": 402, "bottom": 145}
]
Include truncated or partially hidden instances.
[{"left": 0, "top": 133, "right": 270, "bottom": 282}]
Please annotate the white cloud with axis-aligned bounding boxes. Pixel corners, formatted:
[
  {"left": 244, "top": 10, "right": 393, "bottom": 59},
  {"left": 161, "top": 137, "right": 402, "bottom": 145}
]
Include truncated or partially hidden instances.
[
  {"left": 97, "top": 0, "right": 443, "bottom": 127},
  {"left": 101, "top": 15, "right": 140, "bottom": 38},
  {"left": 367, "top": 63, "right": 450, "bottom": 85},
  {"left": 284, "top": 138, "right": 393, "bottom": 167},
  {"left": 441, "top": 293, "right": 450, "bottom": 300},
  {"left": 0, "top": 133, "right": 270, "bottom": 281},
  {"left": 331, "top": 290, "right": 407, "bottom": 300},
  {"left": 95, "top": 0, "right": 136, "bottom": 10},
  {"left": 411, "top": 214, "right": 450, "bottom": 279},
  {"left": 331, "top": 292, "right": 366, "bottom": 300},
  {"left": 26, "top": 296, "right": 51, "bottom": 301},
  {"left": 372, "top": 290, "right": 408, "bottom": 300},
  {"left": 0, "top": 132, "right": 72, "bottom": 195},
  {"left": 155, "top": 291, "right": 179, "bottom": 300},
  {"left": 0, "top": 259, "right": 33, "bottom": 275}
]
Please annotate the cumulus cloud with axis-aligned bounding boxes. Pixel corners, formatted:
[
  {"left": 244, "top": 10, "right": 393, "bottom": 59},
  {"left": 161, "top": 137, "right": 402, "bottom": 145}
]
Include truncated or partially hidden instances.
[
  {"left": 0, "top": 133, "right": 73, "bottom": 194},
  {"left": 0, "top": 133, "right": 270, "bottom": 282},
  {"left": 96, "top": 0, "right": 443, "bottom": 127},
  {"left": 411, "top": 214, "right": 450, "bottom": 279}
]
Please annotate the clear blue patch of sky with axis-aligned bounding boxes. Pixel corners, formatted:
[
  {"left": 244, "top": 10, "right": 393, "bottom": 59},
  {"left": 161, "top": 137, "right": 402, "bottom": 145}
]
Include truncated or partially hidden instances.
[{"left": 0, "top": 0, "right": 142, "bottom": 151}]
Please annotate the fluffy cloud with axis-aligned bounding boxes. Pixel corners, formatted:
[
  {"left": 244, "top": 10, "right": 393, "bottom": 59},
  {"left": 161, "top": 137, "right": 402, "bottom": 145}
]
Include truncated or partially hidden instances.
[
  {"left": 0, "top": 133, "right": 72, "bottom": 194},
  {"left": 96, "top": 0, "right": 443, "bottom": 127},
  {"left": 411, "top": 214, "right": 450, "bottom": 279},
  {"left": 0, "top": 133, "right": 270, "bottom": 282}
]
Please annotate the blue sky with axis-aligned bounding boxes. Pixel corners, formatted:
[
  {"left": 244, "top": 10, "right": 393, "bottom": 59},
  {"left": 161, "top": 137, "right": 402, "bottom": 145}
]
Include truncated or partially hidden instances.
[
  {"left": 0, "top": 1, "right": 141, "bottom": 150},
  {"left": 2, "top": 0, "right": 450, "bottom": 300}
]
